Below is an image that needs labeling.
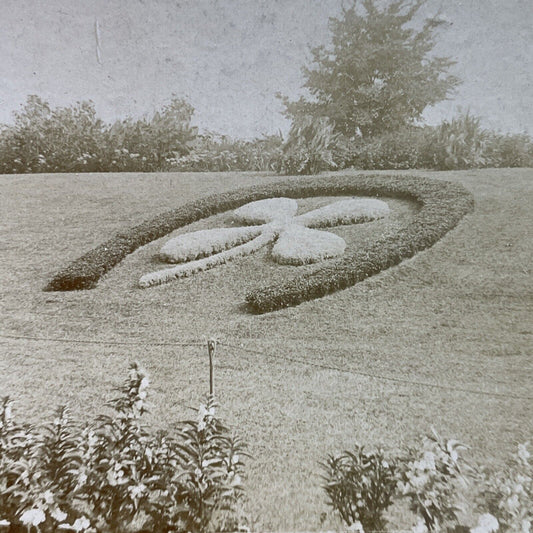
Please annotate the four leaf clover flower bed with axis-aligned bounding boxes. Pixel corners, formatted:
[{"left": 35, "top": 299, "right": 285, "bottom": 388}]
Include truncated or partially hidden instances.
[
  {"left": 44, "top": 174, "right": 474, "bottom": 312},
  {"left": 139, "top": 196, "right": 390, "bottom": 286}
]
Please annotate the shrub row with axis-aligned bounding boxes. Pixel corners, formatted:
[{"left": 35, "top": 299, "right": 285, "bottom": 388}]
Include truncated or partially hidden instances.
[
  {"left": 0, "top": 96, "right": 197, "bottom": 174},
  {"left": 44, "top": 175, "right": 473, "bottom": 313},
  {"left": 2, "top": 98, "right": 531, "bottom": 174},
  {"left": 344, "top": 116, "right": 533, "bottom": 172}
]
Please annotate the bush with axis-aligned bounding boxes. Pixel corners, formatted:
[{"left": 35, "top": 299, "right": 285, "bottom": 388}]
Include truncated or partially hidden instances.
[
  {"left": 321, "top": 445, "right": 397, "bottom": 531},
  {"left": 0, "top": 96, "right": 109, "bottom": 174},
  {"left": 322, "top": 435, "right": 532, "bottom": 533},
  {"left": 397, "top": 432, "right": 469, "bottom": 531},
  {"left": 483, "top": 132, "right": 533, "bottom": 168},
  {"left": 170, "top": 132, "right": 283, "bottom": 172},
  {"left": 418, "top": 113, "right": 489, "bottom": 170},
  {"left": 278, "top": 115, "right": 343, "bottom": 175},
  {"left": 0, "top": 365, "right": 247, "bottom": 532},
  {"left": 346, "top": 128, "right": 426, "bottom": 170},
  {"left": 475, "top": 442, "right": 532, "bottom": 532},
  {"left": 0, "top": 96, "right": 197, "bottom": 174},
  {"left": 341, "top": 115, "right": 533, "bottom": 171},
  {"left": 44, "top": 175, "right": 473, "bottom": 313},
  {"left": 102, "top": 98, "right": 197, "bottom": 172}
]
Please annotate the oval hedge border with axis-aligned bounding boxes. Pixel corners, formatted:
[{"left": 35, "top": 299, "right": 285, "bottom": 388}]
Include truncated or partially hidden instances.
[{"left": 44, "top": 174, "right": 474, "bottom": 313}]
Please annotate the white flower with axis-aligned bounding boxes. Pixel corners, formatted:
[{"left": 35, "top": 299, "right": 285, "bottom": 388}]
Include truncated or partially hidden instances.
[
  {"left": 421, "top": 451, "right": 436, "bottom": 471},
  {"left": 43, "top": 490, "right": 55, "bottom": 504},
  {"left": 412, "top": 518, "right": 428, "bottom": 533},
  {"left": 51, "top": 507, "right": 68, "bottom": 522},
  {"left": 471, "top": 513, "right": 499, "bottom": 533},
  {"left": 410, "top": 473, "right": 429, "bottom": 490},
  {"left": 505, "top": 493, "right": 519, "bottom": 512},
  {"left": 128, "top": 483, "right": 147, "bottom": 499},
  {"left": 20, "top": 508, "right": 46, "bottom": 527},
  {"left": 71, "top": 516, "right": 92, "bottom": 532},
  {"left": 57, "top": 516, "right": 93, "bottom": 531},
  {"left": 347, "top": 521, "right": 365, "bottom": 532},
  {"left": 517, "top": 442, "right": 530, "bottom": 463},
  {"left": 0, "top": 519, "right": 11, "bottom": 526}
]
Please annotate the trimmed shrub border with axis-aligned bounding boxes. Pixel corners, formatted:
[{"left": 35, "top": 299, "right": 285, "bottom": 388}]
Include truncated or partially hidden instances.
[{"left": 44, "top": 174, "right": 474, "bottom": 313}]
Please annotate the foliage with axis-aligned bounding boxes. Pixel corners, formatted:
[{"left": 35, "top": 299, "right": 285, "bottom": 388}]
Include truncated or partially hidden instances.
[
  {"left": 322, "top": 436, "right": 532, "bottom": 533},
  {"left": 278, "top": 115, "right": 343, "bottom": 175},
  {"left": 341, "top": 116, "right": 533, "bottom": 170},
  {"left": 0, "top": 95, "right": 108, "bottom": 174},
  {"left": 397, "top": 431, "right": 469, "bottom": 531},
  {"left": 170, "top": 132, "right": 283, "bottom": 172},
  {"left": 0, "top": 96, "right": 197, "bottom": 174},
  {"left": 0, "top": 365, "right": 247, "bottom": 533},
  {"left": 280, "top": 0, "right": 460, "bottom": 139},
  {"left": 345, "top": 127, "right": 427, "bottom": 170},
  {"left": 475, "top": 442, "right": 532, "bottom": 533},
  {"left": 419, "top": 113, "right": 489, "bottom": 170},
  {"left": 103, "top": 97, "right": 197, "bottom": 172},
  {"left": 482, "top": 132, "right": 533, "bottom": 169},
  {"left": 321, "top": 445, "right": 397, "bottom": 531}
]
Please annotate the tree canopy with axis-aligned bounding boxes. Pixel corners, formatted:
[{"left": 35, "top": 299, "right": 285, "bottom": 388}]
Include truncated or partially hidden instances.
[{"left": 281, "top": 0, "right": 461, "bottom": 138}]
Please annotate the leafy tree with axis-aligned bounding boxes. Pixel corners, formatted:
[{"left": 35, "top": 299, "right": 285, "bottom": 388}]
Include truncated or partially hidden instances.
[{"left": 281, "top": 0, "right": 460, "bottom": 138}]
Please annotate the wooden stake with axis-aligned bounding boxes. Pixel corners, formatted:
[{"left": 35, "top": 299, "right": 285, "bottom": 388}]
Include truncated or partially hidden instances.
[{"left": 207, "top": 339, "right": 216, "bottom": 398}]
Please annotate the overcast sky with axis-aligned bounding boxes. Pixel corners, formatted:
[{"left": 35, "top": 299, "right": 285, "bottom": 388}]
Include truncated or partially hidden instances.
[{"left": 1, "top": 0, "right": 532, "bottom": 138}]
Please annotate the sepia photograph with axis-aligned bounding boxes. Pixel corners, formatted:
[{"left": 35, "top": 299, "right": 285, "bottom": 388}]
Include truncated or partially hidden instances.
[{"left": 1, "top": 1, "right": 532, "bottom": 531}]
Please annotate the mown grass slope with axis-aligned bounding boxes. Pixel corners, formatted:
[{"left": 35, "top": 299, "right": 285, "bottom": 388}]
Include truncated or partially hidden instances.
[{"left": 0, "top": 169, "right": 531, "bottom": 531}]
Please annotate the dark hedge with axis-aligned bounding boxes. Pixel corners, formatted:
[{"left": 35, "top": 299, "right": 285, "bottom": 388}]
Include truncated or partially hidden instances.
[{"left": 44, "top": 175, "right": 474, "bottom": 313}]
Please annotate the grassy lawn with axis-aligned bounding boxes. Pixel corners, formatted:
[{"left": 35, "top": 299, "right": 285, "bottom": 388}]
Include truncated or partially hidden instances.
[{"left": 0, "top": 168, "right": 532, "bottom": 531}]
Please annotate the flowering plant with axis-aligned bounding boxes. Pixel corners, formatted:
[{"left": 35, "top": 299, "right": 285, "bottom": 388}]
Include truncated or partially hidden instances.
[
  {"left": 475, "top": 442, "right": 532, "bottom": 533},
  {"left": 397, "top": 430, "right": 469, "bottom": 532},
  {"left": 321, "top": 445, "right": 397, "bottom": 532},
  {"left": 0, "top": 364, "right": 247, "bottom": 533}
]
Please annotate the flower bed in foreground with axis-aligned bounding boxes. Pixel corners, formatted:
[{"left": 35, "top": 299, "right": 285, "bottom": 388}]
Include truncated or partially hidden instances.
[{"left": 44, "top": 174, "right": 474, "bottom": 312}]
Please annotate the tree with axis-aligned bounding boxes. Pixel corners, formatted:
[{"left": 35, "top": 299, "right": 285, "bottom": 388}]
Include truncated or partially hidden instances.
[{"left": 281, "top": 0, "right": 460, "bottom": 139}]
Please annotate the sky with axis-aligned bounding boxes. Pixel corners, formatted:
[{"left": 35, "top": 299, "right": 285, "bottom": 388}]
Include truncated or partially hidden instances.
[{"left": 1, "top": 0, "right": 532, "bottom": 138}]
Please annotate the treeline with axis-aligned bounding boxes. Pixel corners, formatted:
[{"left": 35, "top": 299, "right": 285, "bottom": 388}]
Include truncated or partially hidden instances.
[{"left": 0, "top": 95, "right": 532, "bottom": 175}]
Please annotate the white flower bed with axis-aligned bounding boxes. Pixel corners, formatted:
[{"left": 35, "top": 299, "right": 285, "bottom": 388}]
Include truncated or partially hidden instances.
[
  {"left": 140, "top": 227, "right": 277, "bottom": 287},
  {"left": 140, "top": 195, "right": 390, "bottom": 287},
  {"left": 272, "top": 225, "right": 346, "bottom": 265},
  {"left": 296, "top": 198, "right": 390, "bottom": 228},
  {"left": 233, "top": 197, "right": 298, "bottom": 224},
  {"left": 159, "top": 225, "right": 263, "bottom": 263}
]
